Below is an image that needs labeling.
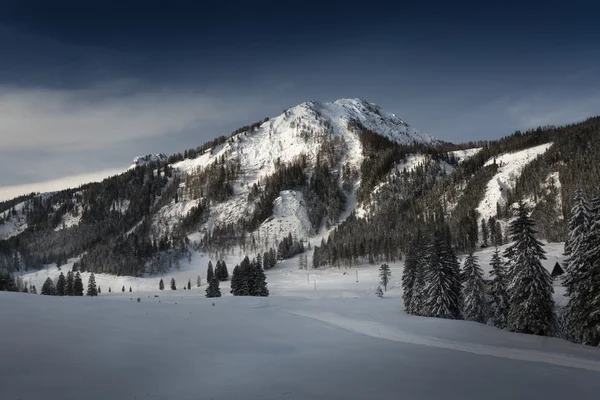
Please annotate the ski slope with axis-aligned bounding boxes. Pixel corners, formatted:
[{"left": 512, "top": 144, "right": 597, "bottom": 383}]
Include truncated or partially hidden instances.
[{"left": 477, "top": 142, "right": 554, "bottom": 221}]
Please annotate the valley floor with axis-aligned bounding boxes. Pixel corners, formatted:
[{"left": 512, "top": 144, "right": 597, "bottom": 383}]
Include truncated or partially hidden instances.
[{"left": 3, "top": 241, "right": 600, "bottom": 399}]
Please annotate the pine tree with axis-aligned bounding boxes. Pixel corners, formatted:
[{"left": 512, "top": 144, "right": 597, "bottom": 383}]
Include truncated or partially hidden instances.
[
  {"left": 402, "top": 231, "right": 422, "bottom": 313},
  {"left": 30, "top": 285, "right": 37, "bottom": 294},
  {"left": 87, "top": 273, "right": 98, "bottom": 296},
  {"left": 187, "top": 278, "right": 191, "bottom": 290},
  {"left": 98, "top": 286, "right": 101, "bottom": 294},
  {"left": 218, "top": 261, "right": 228, "bottom": 281},
  {"left": 504, "top": 201, "right": 554, "bottom": 336},
  {"left": 462, "top": 252, "right": 486, "bottom": 323},
  {"left": 56, "top": 272, "right": 66, "bottom": 296},
  {"left": 205, "top": 277, "right": 221, "bottom": 298},
  {"left": 376, "top": 285, "right": 384, "bottom": 298},
  {"left": 379, "top": 263, "right": 391, "bottom": 291},
  {"left": 230, "top": 265, "right": 241, "bottom": 295},
  {"left": 207, "top": 261, "right": 214, "bottom": 282},
  {"left": 129, "top": 286, "right": 132, "bottom": 292},
  {"left": 170, "top": 278, "right": 176, "bottom": 290},
  {"left": 66, "top": 270, "right": 74, "bottom": 296},
  {"left": 197, "top": 275, "right": 201, "bottom": 287},
  {"left": 109, "top": 287, "right": 112, "bottom": 293},
  {"left": 423, "top": 224, "right": 463, "bottom": 319},
  {"left": 488, "top": 248, "right": 509, "bottom": 328},
  {"left": 566, "top": 195, "right": 600, "bottom": 345},
  {"left": 563, "top": 190, "right": 593, "bottom": 342},
  {"left": 41, "top": 277, "right": 56, "bottom": 295},
  {"left": 73, "top": 272, "right": 84, "bottom": 296},
  {"left": 121, "top": 285, "right": 125, "bottom": 292},
  {"left": 159, "top": 279, "right": 164, "bottom": 290},
  {"left": 481, "top": 218, "right": 489, "bottom": 248},
  {"left": 250, "top": 259, "right": 269, "bottom": 296}
]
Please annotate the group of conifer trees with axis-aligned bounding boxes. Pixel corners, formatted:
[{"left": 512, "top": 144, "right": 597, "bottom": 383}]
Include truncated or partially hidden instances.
[
  {"left": 38, "top": 271, "right": 98, "bottom": 297},
  {"left": 403, "top": 200, "right": 557, "bottom": 336},
  {"left": 230, "top": 256, "right": 269, "bottom": 296}
]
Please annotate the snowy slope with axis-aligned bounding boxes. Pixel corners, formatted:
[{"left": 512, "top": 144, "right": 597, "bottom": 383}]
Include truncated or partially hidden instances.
[
  {"left": 477, "top": 143, "right": 554, "bottom": 221},
  {"left": 448, "top": 147, "right": 482, "bottom": 163},
  {"left": 157, "top": 99, "right": 437, "bottom": 244},
  {"left": 0, "top": 200, "right": 28, "bottom": 239}
]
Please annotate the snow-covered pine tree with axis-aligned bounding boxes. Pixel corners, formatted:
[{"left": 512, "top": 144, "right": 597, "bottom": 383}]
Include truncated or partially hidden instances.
[
  {"left": 230, "top": 265, "right": 240, "bottom": 295},
  {"left": 563, "top": 190, "right": 593, "bottom": 342},
  {"left": 56, "top": 272, "right": 67, "bottom": 296},
  {"left": 423, "top": 224, "right": 463, "bottom": 319},
  {"left": 504, "top": 200, "right": 554, "bottom": 336},
  {"left": 402, "top": 230, "right": 422, "bottom": 313},
  {"left": 219, "top": 261, "right": 228, "bottom": 281},
  {"left": 66, "top": 270, "right": 74, "bottom": 296},
  {"left": 86, "top": 273, "right": 98, "bottom": 296},
  {"left": 170, "top": 278, "right": 176, "bottom": 290},
  {"left": 462, "top": 252, "right": 486, "bottom": 323},
  {"left": 379, "top": 263, "right": 391, "bottom": 292},
  {"left": 568, "top": 195, "right": 600, "bottom": 345},
  {"left": 159, "top": 279, "right": 164, "bottom": 290},
  {"left": 205, "top": 277, "right": 221, "bottom": 298},
  {"left": 41, "top": 277, "right": 56, "bottom": 295},
  {"left": 207, "top": 261, "right": 214, "bottom": 282},
  {"left": 488, "top": 248, "right": 509, "bottom": 328},
  {"left": 250, "top": 260, "right": 269, "bottom": 297},
  {"left": 73, "top": 272, "right": 84, "bottom": 296},
  {"left": 376, "top": 285, "right": 384, "bottom": 298}
]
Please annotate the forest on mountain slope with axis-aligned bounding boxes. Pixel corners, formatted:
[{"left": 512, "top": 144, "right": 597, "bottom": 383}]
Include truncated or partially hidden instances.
[{"left": 0, "top": 116, "right": 599, "bottom": 276}]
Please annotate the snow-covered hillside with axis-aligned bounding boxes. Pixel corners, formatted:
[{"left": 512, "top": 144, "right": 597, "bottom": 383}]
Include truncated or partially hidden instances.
[
  {"left": 448, "top": 147, "right": 482, "bottom": 163},
  {"left": 156, "top": 99, "right": 437, "bottom": 243},
  {"left": 477, "top": 143, "right": 554, "bottom": 221}
]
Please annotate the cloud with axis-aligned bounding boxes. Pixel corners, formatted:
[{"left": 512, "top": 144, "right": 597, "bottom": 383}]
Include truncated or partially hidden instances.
[
  {"left": 0, "top": 84, "right": 268, "bottom": 152},
  {"left": 0, "top": 168, "right": 125, "bottom": 201}
]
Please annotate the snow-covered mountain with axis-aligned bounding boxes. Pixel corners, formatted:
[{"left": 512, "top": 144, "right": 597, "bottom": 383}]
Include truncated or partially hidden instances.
[{"left": 1, "top": 99, "right": 598, "bottom": 276}]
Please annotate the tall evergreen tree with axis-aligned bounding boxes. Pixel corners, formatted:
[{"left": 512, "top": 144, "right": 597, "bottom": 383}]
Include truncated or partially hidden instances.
[
  {"left": 230, "top": 265, "right": 241, "bottom": 295},
  {"left": 462, "top": 252, "right": 486, "bottom": 322},
  {"left": 488, "top": 248, "right": 509, "bottom": 328},
  {"left": 207, "top": 261, "right": 214, "bottom": 282},
  {"left": 504, "top": 201, "right": 554, "bottom": 336},
  {"left": 73, "top": 272, "right": 84, "bottom": 296},
  {"left": 129, "top": 286, "right": 132, "bottom": 292},
  {"left": 66, "top": 270, "right": 74, "bottom": 296},
  {"left": 170, "top": 278, "right": 176, "bottom": 290},
  {"left": 197, "top": 275, "right": 201, "bottom": 287},
  {"left": 41, "top": 277, "right": 56, "bottom": 295},
  {"left": 56, "top": 272, "right": 67, "bottom": 296},
  {"left": 379, "top": 263, "right": 391, "bottom": 292},
  {"left": 86, "top": 273, "right": 98, "bottom": 296},
  {"left": 250, "top": 259, "right": 269, "bottom": 296},
  {"left": 481, "top": 219, "right": 489, "bottom": 248},
  {"left": 121, "top": 285, "right": 125, "bottom": 292},
  {"left": 566, "top": 195, "right": 600, "bottom": 345},
  {"left": 187, "top": 278, "right": 191, "bottom": 290},
  {"left": 403, "top": 231, "right": 422, "bottom": 313},
  {"left": 159, "top": 279, "right": 164, "bottom": 290},
  {"left": 205, "top": 277, "right": 221, "bottom": 298},
  {"left": 98, "top": 286, "right": 101, "bottom": 294},
  {"left": 423, "top": 224, "right": 463, "bottom": 319}
]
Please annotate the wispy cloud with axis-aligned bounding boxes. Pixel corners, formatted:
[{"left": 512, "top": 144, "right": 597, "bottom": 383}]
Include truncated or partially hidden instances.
[
  {"left": 0, "top": 168, "right": 124, "bottom": 201},
  {"left": 0, "top": 84, "right": 268, "bottom": 152}
]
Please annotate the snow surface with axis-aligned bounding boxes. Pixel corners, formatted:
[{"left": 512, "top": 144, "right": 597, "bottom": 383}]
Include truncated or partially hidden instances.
[
  {"left": 477, "top": 143, "right": 554, "bottom": 221},
  {"left": 0, "top": 201, "right": 28, "bottom": 239},
  {"left": 448, "top": 147, "right": 482, "bottom": 163},
  {"left": 6, "top": 239, "right": 600, "bottom": 399}
]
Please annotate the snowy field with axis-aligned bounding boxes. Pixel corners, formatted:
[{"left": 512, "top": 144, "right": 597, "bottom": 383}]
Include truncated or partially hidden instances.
[{"left": 3, "top": 241, "right": 600, "bottom": 399}]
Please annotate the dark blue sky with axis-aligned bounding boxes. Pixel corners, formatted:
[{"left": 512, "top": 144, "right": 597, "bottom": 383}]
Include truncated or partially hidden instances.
[{"left": 0, "top": 0, "right": 599, "bottom": 191}]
